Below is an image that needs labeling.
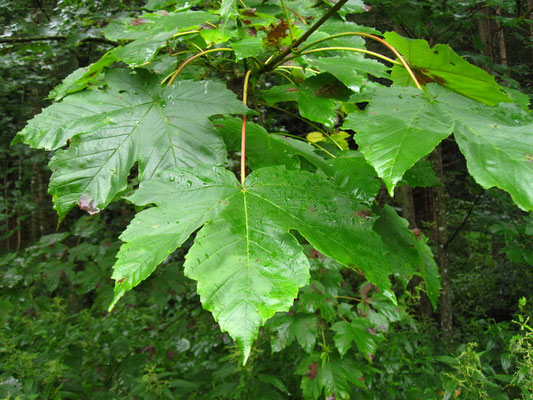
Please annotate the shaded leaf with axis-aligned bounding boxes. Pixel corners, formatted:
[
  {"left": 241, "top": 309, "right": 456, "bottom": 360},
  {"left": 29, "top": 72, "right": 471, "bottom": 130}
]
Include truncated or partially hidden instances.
[
  {"left": 310, "top": 55, "right": 390, "bottom": 92},
  {"left": 262, "top": 74, "right": 351, "bottom": 128},
  {"left": 414, "top": 232, "right": 442, "bottom": 308},
  {"left": 298, "top": 281, "right": 337, "bottom": 322},
  {"left": 14, "top": 69, "right": 246, "bottom": 219},
  {"left": 297, "top": 354, "right": 364, "bottom": 400},
  {"left": 103, "top": 11, "right": 215, "bottom": 66},
  {"left": 400, "top": 158, "right": 440, "bottom": 187},
  {"left": 328, "top": 150, "right": 381, "bottom": 204},
  {"left": 373, "top": 204, "right": 441, "bottom": 307},
  {"left": 269, "top": 314, "right": 318, "bottom": 353},
  {"left": 384, "top": 31, "right": 512, "bottom": 106},
  {"left": 373, "top": 205, "right": 419, "bottom": 276},
  {"left": 332, "top": 319, "right": 379, "bottom": 360},
  {"left": 219, "top": 0, "right": 237, "bottom": 20},
  {"left": 214, "top": 117, "right": 332, "bottom": 173},
  {"left": 305, "top": 21, "right": 368, "bottom": 50},
  {"left": 323, "top": 0, "right": 368, "bottom": 17},
  {"left": 48, "top": 50, "right": 119, "bottom": 100},
  {"left": 230, "top": 37, "right": 263, "bottom": 59}
]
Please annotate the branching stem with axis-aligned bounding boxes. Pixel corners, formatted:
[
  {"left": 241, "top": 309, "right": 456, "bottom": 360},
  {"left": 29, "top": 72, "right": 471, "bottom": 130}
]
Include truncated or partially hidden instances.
[
  {"left": 294, "top": 32, "right": 422, "bottom": 89},
  {"left": 288, "top": 7, "right": 307, "bottom": 25},
  {"left": 276, "top": 65, "right": 320, "bottom": 74},
  {"left": 273, "top": 70, "right": 297, "bottom": 85},
  {"left": 335, "top": 295, "right": 363, "bottom": 302},
  {"left": 171, "top": 30, "right": 200, "bottom": 38},
  {"left": 259, "top": 0, "right": 350, "bottom": 73},
  {"left": 166, "top": 48, "right": 234, "bottom": 86},
  {"left": 284, "top": 46, "right": 400, "bottom": 66}
]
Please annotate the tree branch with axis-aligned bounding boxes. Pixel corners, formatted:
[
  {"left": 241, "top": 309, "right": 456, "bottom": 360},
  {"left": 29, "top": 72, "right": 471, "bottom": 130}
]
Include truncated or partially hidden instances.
[
  {"left": 444, "top": 191, "right": 483, "bottom": 249},
  {"left": 258, "top": 0, "right": 349, "bottom": 73},
  {"left": 0, "top": 36, "right": 118, "bottom": 46}
]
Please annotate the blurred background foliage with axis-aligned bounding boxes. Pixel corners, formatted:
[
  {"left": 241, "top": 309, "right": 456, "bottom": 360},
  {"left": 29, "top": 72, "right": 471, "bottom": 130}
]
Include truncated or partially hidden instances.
[{"left": 0, "top": 0, "right": 532, "bottom": 398}]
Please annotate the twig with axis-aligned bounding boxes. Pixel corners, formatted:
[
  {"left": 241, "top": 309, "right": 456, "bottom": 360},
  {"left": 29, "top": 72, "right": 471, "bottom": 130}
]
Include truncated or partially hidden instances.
[
  {"left": 444, "top": 191, "right": 483, "bottom": 248},
  {"left": 335, "top": 295, "right": 363, "bottom": 302},
  {"left": 0, "top": 36, "right": 118, "bottom": 46},
  {"left": 258, "top": 0, "right": 350, "bottom": 73},
  {"left": 166, "top": 48, "right": 233, "bottom": 86}
]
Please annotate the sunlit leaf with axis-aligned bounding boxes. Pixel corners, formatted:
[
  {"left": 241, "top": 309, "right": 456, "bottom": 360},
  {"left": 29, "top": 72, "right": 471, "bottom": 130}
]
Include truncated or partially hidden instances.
[
  {"left": 343, "top": 85, "right": 453, "bottom": 195},
  {"left": 110, "top": 166, "right": 394, "bottom": 362}
]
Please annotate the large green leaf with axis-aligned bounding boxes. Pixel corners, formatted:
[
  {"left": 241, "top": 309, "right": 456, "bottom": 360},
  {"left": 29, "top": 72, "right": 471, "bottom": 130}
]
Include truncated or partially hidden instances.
[
  {"left": 343, "top": 85, "right": 453, "bottom": 195},
  {"left": 14, "top": 69, "right": 246, "bottom": 219},
  {"left": 428, "top": 84, "right": 533, "bottom": 211},
  {"left": 110, "top": 165, "right": 394, "bottom": 362},
  {"left": 103, "top": 11, "right": 215, "bottom": 66},
  {"left": 384, "top": 31, "right": 512, "bottom": 106},
  {"left": 109, "top": 166, "right": 239, "bottom": 308},
  {"left": 344, "top": 83, "right": 533, "bottom": 209}
]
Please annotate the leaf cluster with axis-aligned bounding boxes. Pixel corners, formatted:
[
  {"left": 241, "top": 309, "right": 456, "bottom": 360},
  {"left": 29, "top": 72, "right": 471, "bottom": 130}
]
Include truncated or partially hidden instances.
[{"left": 10, "top": 0, "right": 533, "bottom": 368}]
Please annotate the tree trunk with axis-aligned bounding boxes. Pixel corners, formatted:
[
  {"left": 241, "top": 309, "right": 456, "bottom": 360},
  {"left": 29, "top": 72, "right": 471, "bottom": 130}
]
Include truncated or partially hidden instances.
[
  {"left": 496, "top": 8, "right": 508, "bottom": 65},
  {"left": 401, "top": 186, "right": 435, "bottom": 318},
  {"left": 478, "top": 6, "right": 494, "bottom": 63},
  {"left": 430, "top": 146, "right": 452, "bottom": 339},
  {"left": 400, "top": 186, "right": 416, "bottom": 228}
]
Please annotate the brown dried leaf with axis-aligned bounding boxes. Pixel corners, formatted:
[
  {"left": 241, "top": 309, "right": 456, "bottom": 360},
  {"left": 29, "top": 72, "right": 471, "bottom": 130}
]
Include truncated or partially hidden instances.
[{"left": 266, "top": 19, "right": 289, "bottom": 47}]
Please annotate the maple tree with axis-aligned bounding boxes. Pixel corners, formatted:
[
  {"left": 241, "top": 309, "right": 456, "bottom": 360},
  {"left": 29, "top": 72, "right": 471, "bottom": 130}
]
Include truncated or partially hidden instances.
[{"left": 12, "top": 0, "right": 532, "bottom": 372}]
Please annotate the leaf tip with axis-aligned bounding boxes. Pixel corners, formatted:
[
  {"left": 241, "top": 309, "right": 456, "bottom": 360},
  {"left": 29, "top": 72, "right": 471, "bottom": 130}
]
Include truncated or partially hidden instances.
[
  {"left": 382, "top": 290, "right": 397, "bottom": 305},
  {"left": 241, "top": 343, "right": 251, "bottom": 366},
  {"left": 10, "top": 133, "right": 23, "bottom": 146},
  {"left": 386, "top": 183, "right": 396, "bottom": 197}
]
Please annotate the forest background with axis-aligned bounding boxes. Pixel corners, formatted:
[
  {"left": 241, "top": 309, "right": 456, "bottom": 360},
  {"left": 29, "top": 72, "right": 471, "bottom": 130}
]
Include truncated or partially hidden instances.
[{"left": 0, "top": 0, "right": 532, "bottom": 399}]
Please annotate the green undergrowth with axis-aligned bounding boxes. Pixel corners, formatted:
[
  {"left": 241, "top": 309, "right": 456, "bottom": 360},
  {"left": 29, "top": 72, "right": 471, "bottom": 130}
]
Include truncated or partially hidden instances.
[{"left": 1, "top": 216, "right": 531, "bottom": 399}]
